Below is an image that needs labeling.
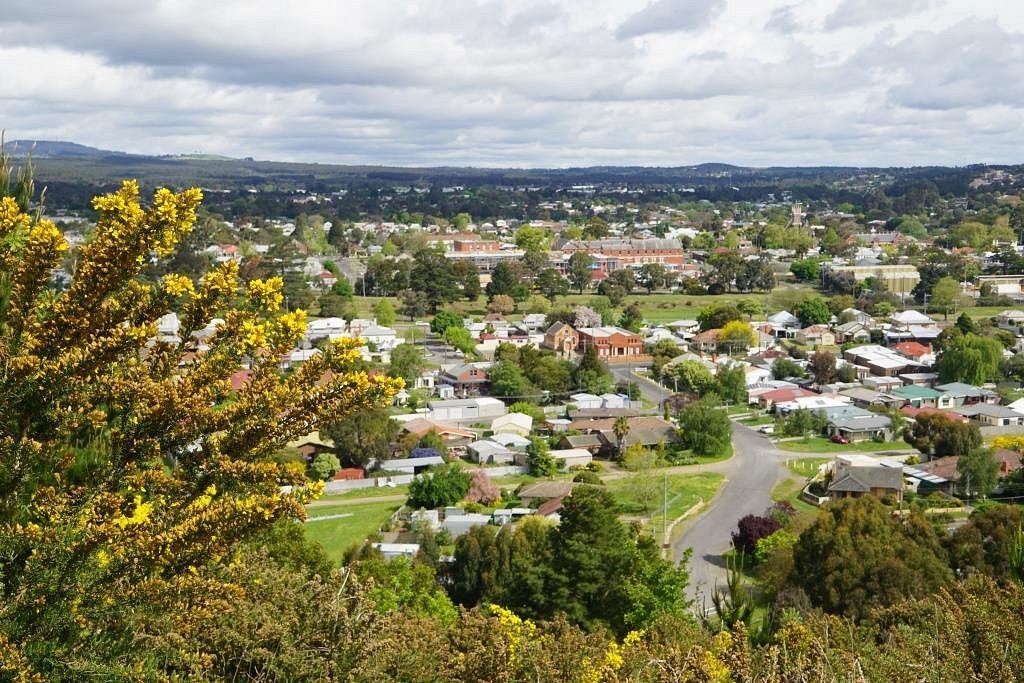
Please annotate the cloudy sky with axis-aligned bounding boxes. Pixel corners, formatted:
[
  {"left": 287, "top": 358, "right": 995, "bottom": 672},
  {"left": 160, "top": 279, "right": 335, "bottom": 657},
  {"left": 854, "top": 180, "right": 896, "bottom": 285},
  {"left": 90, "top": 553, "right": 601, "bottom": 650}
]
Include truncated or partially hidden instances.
[{"left": 3, "top": 0, "right": 1023, "bottom": 167}]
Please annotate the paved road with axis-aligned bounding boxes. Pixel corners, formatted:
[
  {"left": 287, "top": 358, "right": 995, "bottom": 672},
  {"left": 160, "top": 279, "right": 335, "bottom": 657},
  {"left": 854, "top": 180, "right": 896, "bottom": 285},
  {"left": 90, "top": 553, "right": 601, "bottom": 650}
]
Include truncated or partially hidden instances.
[{"left": 673, "top": 422, "right": 789, "bottom": 610}]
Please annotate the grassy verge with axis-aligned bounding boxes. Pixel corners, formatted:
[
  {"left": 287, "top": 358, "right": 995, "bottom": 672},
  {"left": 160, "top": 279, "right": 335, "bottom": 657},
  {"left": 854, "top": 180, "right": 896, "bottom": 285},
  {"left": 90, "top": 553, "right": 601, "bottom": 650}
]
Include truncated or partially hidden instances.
[
  {"left": 303, "top": 500, "right": 401, "bottom": 564},
  {"left": 785, "top": 457, "right": 830, "bottom": 477},
  {"left": 313, "top": 484, "right": 410, "bottom": 501},
  {"left": 775, "top": 436, "right": 905, "bottom": 454},
  {"left": 606, "top": 472, "right": 724, "bottom": 539}
]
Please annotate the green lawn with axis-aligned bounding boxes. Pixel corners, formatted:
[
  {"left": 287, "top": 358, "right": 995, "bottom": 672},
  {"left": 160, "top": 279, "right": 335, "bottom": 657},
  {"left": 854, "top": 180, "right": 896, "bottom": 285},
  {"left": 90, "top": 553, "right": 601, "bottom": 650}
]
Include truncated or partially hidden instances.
[
  {"left": 606, "top": 472, "right": 724, "bottom": 539},
  {"left": 776, "top": 436, "right": 906, "bottom": 454},
  {"left": 303, "top": 500, "right": 401, "bottom": 564},
  {"left": 740, "top": 415, "right": 775, "bottom": 426},
  {"left": 786, "top": 457, "right": 830, "bottom": 477},
  {"left": 770, "top": 474, "right": 819, "bottom": 515},
  {"left": 312, "top": 484, "right": 410, "bottom": 501}
]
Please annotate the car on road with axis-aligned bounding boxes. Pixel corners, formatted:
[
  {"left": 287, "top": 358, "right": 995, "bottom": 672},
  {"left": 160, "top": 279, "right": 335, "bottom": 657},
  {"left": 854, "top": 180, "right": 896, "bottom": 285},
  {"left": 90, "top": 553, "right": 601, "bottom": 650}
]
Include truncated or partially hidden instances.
[
  {"left": 830, "top": 434, "right": 850, "bottom": 444},
  {"left": 758, "top": 424, "right": 774, "bottom": 435}
]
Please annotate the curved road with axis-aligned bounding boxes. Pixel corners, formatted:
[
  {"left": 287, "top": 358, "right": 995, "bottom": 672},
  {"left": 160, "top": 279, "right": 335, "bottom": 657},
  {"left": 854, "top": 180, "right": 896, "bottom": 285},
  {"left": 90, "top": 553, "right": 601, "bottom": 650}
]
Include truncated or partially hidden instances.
[{"left": 674, "top": 423, "right": 789, "bottom": 609}]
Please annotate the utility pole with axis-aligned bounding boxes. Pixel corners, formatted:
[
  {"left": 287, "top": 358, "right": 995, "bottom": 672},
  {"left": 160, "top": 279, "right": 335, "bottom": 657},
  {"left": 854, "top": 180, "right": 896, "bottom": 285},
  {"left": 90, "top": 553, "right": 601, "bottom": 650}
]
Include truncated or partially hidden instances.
[{"left": 663, "top": 472, "right": 668, "bottom": 548}]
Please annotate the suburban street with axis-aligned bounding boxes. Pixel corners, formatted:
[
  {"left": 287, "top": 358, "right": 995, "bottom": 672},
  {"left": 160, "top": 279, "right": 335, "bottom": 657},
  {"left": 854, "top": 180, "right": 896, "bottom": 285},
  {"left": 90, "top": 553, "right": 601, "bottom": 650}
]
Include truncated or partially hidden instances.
[
  {"left": 608, "top": 366, "right": 792, "bottom": 609},
  {"left": 673, "top": 423, "right": 789, "bottom": 609}
]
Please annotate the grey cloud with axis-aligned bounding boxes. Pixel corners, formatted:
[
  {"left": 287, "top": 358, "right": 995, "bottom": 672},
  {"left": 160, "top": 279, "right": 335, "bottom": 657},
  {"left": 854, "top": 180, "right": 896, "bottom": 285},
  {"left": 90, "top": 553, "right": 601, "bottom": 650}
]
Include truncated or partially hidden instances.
[
  {"left": 616, "top": 0, "right": 726, "bottom": 39},
  {"left": 825, "top": 0, "right": 932, "bottom": 30},
  {"left": 765, "top": 4, "right": 800, "bottom": 33}
]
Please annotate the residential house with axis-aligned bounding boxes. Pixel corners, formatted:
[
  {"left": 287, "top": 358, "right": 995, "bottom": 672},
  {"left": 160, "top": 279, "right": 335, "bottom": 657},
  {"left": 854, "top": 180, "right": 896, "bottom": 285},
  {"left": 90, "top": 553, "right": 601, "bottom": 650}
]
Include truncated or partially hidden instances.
[
  {"left": 886, "top": 309, "right": 941, "bottom": 345},
  {"left": 899, "top": 372, "right": 939, "bottom": 387},
  {"left": 891, "top": 385, "right": 943, "bottom": 409},
  {"left": 838, "top": 307, "right": 874, "bottom": 325},
  {"left": 862, "top": 375, "right": 905, "bottom": 392},
  {"left": 756, "top": 387, "right": 819, "bottom": 411},
  {"left": 823, "top": 406, "right": 893, "bottom": 442},
  {"left": 956, "top": 404, "right": 1024, "bottom": 428},
  {"left": 555, "top": 433, "right": 605, "bottom": 454},
  {"left": 834, "top": 320, "right": 872, "bottom": 344},
  {"left": 548, "top": 448, "right": 593, "bottom": 468},
  {"left": 490, "top": 412, "right": 533, "bottom": 436},
  {"left": 838, "top": 387, "right": 902, "bottom": 409},
  {"left": 518, "top": 480, "right": 577, "bottom": 503},
  {"left": 466, "top": 438, "right": 515, "bottom": 465},
  {"left": 893, "top": 342, "right": 934, "bottom": 365},
  {"left": 934, "top": 382, "right": 999, "bottom": 409},
  {"left": 828, "top": 461, "right": 904, "bottom": 502},
  {"left": 576, "top": 326, "right": 649, "bottom": 363},
  {"left": 399, "top": 418, "right": 476, "bottom": 446},
  {"left": 690, "top": 329, "right": 720, "bottom": 354},
  {"left": 766, "top": 311, "right": 801, "bottom": 338},
  {"left": 543, "top": 321, "right": 580, "bottom": 358},
  {"left": 996, "top": 309, "right": 1024, "bottom": 331},
  {"left": 796, "top": 325, "right": 835, "bottom": 348},
  {"left": 437, "top": 364, "right": 491, "bottom": 397},
  {"left": 844, "top": 345, "right": 922, "bottom": 377}
]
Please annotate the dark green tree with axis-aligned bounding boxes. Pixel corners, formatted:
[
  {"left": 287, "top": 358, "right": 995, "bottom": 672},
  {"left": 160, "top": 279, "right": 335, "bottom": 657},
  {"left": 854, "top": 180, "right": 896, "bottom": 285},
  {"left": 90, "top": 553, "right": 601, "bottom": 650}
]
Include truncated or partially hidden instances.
[
  {"left": 410, "top": 249, "right": 460, "bottom": 312},
  {"left": 323, "top": 408, "right": 401, "bottom": 469},
  {"left": 791, "top": 496, "right": 953, "bottom": 620},
  {"left": 407, "top": 464, "right": 472, "bottom": 509}
]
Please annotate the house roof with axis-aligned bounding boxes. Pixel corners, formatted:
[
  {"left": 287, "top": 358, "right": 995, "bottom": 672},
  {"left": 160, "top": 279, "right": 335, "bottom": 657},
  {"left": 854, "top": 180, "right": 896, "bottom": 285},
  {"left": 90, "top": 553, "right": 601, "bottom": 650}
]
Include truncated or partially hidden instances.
[
  {"left": 829, "top": 414, "right": 893, "bottom": 432},
  {"left": 956, "top": 404, "right": 1023, "bottom": 419},
  {"left": 519, "top": 481, "right": 577, "bottom": 500},
  {"left": 838, "top": 387, "right": 884, "bottom": 403},
  {"left": 934, "top": 382, "right": 995, "bottom": 399},
  {"left": 892, "top": 310, "right": 934, "bottom": 325},
  {"left": 899, "top": 405, "right": 966, "bottom": 421},
  {"left": 893, "top": 341, "right": 931, "bottom": 358},
  {"left": 828, "top": 466, "right": 904, "bottom": 493},
  {"left": 401, "top": 418, "right": 476, "bottom": 439},
  {"left": 535, "top": 496, "right": 566, "bottom": 517},
  {"left": 891, "top": 385, "right": 943, "bottom": 399},
  {"left": 759, "top": 387, "right": 818, "bottom": 402},
  {"left": 560, "top": 434, "right": 604, "bottom": 449}
]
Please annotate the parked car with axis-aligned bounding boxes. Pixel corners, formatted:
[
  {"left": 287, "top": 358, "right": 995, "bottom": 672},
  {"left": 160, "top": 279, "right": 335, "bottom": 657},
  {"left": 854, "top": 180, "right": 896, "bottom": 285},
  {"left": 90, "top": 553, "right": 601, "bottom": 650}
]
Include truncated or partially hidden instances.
[
  {"left": 830, "top": 434, "right": 849, "bottom": 444},
  {"left": 758, "top": 424, "right": 775, "bottom": 435}
]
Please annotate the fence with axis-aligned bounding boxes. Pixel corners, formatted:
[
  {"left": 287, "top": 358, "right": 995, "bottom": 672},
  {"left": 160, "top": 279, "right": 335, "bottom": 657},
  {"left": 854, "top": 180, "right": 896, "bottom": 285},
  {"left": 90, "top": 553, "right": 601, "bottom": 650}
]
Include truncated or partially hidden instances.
[{"left": 322, "top": 465, "right": 529, "bottom": 494}]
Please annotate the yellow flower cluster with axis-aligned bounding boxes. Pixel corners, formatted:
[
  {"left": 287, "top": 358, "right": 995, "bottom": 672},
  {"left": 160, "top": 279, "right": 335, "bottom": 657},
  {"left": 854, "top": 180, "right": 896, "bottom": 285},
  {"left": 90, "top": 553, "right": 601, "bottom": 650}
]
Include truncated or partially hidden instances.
[
  {"left": 0, "top": 195, "right": 24, "bottom": 232},
  {"left": 188, "top": 485, "right": 218, "bottom": 511},
  {"left": 149, "top": 187, "right": 203, "bottom": 257},
  {"left": 114, "top": 495, "right": 154, "bottom": 529},
  {"left": 578, "top": 629, "right": 644, "bottom": 683},
  {"left": 247, "top": 277, "right": 284, "bottom": 311},
  {"left": 162, "top": 273, "right": 195, "bottom": 297},
  {"left": 238, "top": 319, "right": 270, "bottom": 354},
  {"left": 489, "top": 604, "right": 537, "bottom": 666},
  {"left": 270, "top": 309, "right": 307, "bottom": 349},
  {"left": 202, "top": 261, "right": 239, "bottom": 297}
]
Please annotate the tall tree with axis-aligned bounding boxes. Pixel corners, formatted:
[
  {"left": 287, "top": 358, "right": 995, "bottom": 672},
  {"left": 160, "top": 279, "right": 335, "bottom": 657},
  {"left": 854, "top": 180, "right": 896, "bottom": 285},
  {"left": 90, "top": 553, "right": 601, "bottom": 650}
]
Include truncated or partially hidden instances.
[
  {"left": 567, "top": 251, "right": 593, "bottom": 294},
  {"left": 809, "top": 350, "right": 837, "bottom": 386},
  {"left": 323, "top": 407, "right": 402, "bottom": 468},
  {"left": 958, "top": 448, "right": 1001, "bottom": 499},
  {"left": 410, "top": 249, "right": 459, "bottom": 312}
]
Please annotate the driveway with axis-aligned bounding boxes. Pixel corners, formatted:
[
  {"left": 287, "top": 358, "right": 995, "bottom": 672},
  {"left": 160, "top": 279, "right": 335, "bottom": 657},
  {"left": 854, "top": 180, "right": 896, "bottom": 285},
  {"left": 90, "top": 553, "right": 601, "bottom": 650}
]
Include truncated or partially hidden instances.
[{"left": 672, "top": 422, "right": 790, "bottom": 610}]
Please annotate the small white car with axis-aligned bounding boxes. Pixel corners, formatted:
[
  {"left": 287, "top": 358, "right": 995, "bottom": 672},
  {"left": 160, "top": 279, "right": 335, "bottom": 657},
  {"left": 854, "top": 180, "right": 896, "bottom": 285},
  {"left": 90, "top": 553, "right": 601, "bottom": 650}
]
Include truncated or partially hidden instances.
[{"left": 758, "top": 424, "right": 775, "bottom": 435}]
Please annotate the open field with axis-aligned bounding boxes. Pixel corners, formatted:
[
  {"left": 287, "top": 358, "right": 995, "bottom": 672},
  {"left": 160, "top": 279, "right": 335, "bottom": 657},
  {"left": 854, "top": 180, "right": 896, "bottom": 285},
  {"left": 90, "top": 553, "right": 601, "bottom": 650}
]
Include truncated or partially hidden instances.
[
  {"left": 775, "top": 436, "right": 907, "bottom": 454},
  {"left": 303, "top": 500, "right": 401, "bottom": 563},
  {"left": 607, "top": 471, "right": 724, "bottom": 539}
]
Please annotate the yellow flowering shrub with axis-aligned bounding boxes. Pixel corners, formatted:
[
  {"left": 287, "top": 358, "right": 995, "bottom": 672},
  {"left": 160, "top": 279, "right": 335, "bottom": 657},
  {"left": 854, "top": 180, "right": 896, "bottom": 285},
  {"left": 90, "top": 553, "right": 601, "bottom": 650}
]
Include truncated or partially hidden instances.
[{"left": 0, "top": 176, "right": 401, "bottom": 677}]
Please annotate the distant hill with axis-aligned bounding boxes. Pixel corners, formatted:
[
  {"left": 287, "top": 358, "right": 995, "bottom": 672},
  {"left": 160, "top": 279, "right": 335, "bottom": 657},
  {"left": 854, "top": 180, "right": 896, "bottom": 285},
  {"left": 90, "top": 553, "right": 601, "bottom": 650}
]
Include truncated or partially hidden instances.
[{"left": 3, "top": 140, "right": 131, "bottom": 159}]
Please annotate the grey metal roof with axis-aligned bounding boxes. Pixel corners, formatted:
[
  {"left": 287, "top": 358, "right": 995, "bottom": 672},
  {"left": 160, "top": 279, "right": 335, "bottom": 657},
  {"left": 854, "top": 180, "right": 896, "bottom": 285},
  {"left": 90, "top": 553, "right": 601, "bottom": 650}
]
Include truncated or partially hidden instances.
[{"left": 829, "top": 466, "right": 903, "bottom": 493}]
